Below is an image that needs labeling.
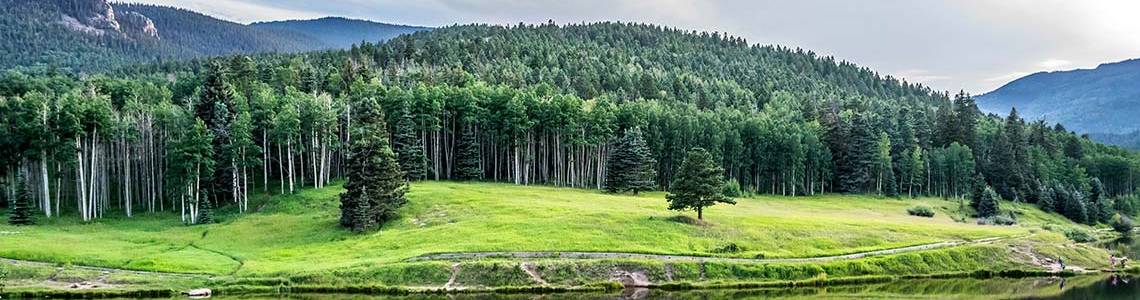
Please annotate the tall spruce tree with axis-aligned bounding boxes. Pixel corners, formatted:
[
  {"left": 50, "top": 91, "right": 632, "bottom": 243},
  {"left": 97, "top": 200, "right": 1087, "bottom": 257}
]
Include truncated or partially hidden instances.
[
  {"left": 950, "top": 92, "right": 978, "bottom": 150},
  {"left": 340, "top": 96, "right": 408, "bottom": 232},
  {"left": 605, "top": 128, "right": 657, "bottom": 194},
  {"left": 976, "top": 186, "right": 1001, "bottom": 218},
  {"left": 393, "top": 104, "right": 428, "bottom": 180},
  {"left": 1038, "top": 184, "right": 1055, "bottom": 213},
  {"left": 839, "top": 112, "right": 876, "bottom": 193},
  {"left": 455, "top": 124, "right": 482, "bottom": 180},
  {"left": 195, "top": 61, "right": 237, "bottom": 208},
  {"left": 666, "top": 148, "right": 735, "bottom": 220},
  {"left": 7, "top": 175, "right": 33, "bottom": 226}
]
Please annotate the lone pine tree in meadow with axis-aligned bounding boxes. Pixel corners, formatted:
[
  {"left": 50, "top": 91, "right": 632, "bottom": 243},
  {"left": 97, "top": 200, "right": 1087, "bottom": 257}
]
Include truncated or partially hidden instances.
[
  {"left": 605, "top": 127, "right": 657, "bottom": 194},
  {"left": 666, "top": 148, "right": 735, "bottom": 221},
  {"left": 975, "top": 186, "right": 1001, "bottom": 218},
  {"left": 340, "top": 96, "right": 408, "bottom": 232}
]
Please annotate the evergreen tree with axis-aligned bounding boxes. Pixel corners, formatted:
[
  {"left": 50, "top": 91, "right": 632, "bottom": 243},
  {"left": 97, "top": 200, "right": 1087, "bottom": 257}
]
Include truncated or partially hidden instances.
[
  {"left": 195, "top": 61, "right": 237, "bottom": 207},
  {"left": 1090, "top": 178, "right": 1111, "bottom": 223},
  {"left": 838, "top": 112, "right": 876, "bottom": 193},
  {"left": 605, "top": 128, "right": 657, "bottom": 194},
  {"left": 454, "top": 124, "right": 482, "bottom": 180},
  {"left": 7, "top": 175, "right": 33, "bottom": 226},
  {"left": 992, "top": 108, "right": 1029, "bottom": 201},
  {"left": 392, "top": 104, "right": 428, "bottom": 180},
  {"left": 1061, "top": 188, "right": 1089, "bottom": 224},
  {"left": 950, "top": 92, "right": 978, "bottom": 150},
  {"left": 976, "top": 186, "right": 1001, "bottom": 218},
  {"left": 666, "top": 148, "right": 735, "bottom": 220},
  {"left": 1038, "top": 184, "right": 1055, "bottom": 213},
  {"left": 970, "top": 172, "right": 987, "bottom": 210},
  {"left": 340, "top": 96, "right": 408, "bottom": 232}
]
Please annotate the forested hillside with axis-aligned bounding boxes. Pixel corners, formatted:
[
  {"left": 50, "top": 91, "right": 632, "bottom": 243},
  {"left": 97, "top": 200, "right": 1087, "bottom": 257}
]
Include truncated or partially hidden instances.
[
  {"left": 2, "top": 22, "right": 1137, "bottom": 227},
  {"left": 0, "top": 0, "right": 421, "bottom": 71},
  {"left": 977, "top": 58, "right": 1140, "bottom": 136},
  {"left": 250, "top": 17, "right": 429, "bottom": 50}
]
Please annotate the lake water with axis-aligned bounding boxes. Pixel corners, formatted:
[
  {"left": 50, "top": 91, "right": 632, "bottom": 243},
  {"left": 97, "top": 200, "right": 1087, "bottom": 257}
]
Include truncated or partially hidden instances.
[{"left": 211, "top": 275, "right": 1139, "bottom": 300}]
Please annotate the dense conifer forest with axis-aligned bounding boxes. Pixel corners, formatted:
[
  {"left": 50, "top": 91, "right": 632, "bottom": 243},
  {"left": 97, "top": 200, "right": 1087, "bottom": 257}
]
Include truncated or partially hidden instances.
[{"left": 2, "top": 22, "right": 1138, "bottom": 226}]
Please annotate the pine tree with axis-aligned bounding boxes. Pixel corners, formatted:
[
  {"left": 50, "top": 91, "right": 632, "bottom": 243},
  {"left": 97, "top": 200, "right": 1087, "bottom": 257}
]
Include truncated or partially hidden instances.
[
  {"left": 839, "top": 112, "right": 876, "bottom": 193},
  {"left": 1038, "top": 184, "right": 1055, "bottom": 213},
  {"left": 1090, "top": 178, "right": 1111, "bottom": 223},
  {"left": 195, "top": 61, "right": 237, "bottom": 207},
  {"left": 666, "top": 148, "right": 735, "bottom": 221},
  {"left": 454, "top": 124, "right": 482, "bottom": 180},
  {"left": 392, "top": 104, "right": 428, "bottom": 180},
  {"left": 976, "top": 186, "right": 1001, "bottom": 218},
  {"left": 970, "top": 172, "right": 987, "bottom": 210},
  {"left": 340, "top": 96, "right": 408, "bottom": 232},
  {"left": 605, "top": 128, "right": 657, "bottom": 194},
  {"left": 8, "top": 175, "right": 34, "bottom": 226}
]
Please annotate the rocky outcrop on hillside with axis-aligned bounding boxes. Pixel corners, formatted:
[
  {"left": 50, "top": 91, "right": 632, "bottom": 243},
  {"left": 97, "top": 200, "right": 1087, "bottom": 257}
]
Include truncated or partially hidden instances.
[
  {"left": 51, "top": 0, "right": 159, "bottom": 39},
  {"left": 118, "top": 11, "right": 160, "bottom": 39}
]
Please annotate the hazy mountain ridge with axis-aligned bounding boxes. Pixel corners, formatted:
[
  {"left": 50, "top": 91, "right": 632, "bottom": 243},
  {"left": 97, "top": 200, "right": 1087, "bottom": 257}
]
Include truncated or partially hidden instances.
[
  {"left": 977, "top": 58, "right": 1140, "bottom": 136},
  {"left": 250, "top": 17, "right": 430, "bottom": 50},
  {"left": 0, "top": 0, "right": 425, "bottom": 71}
]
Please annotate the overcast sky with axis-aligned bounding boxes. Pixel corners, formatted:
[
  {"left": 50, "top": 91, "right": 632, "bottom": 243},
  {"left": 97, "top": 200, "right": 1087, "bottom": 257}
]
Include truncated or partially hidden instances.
[{"left": 132, "top": 0, "right": 1140, "bottom": 94}]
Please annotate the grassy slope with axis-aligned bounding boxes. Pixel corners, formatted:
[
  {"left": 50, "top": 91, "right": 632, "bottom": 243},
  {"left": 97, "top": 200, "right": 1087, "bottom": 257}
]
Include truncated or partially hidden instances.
[{"left": 0, "top": 181, "right": 1111, "bottom": 290}]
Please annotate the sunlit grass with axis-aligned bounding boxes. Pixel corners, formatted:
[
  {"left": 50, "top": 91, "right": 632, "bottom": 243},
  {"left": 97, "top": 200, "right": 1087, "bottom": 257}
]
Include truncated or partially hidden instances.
[{"left": 0, "top": 181, "right": 1080, "bottom": 276}]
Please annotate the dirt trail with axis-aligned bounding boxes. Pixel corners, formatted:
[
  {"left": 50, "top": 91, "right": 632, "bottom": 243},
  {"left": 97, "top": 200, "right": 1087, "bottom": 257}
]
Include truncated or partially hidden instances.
[
  {"left": 444, "top": 263, "right": 461, "bottom": 289},
  {"left": 519, "top": 262, "right": 549, "bottom": 285},
  {"left": 408, "top": 236, "right": 1013, "bottom": 264},
  {"left": 3, "top": 258, "right": 203, "bottom": 278}
]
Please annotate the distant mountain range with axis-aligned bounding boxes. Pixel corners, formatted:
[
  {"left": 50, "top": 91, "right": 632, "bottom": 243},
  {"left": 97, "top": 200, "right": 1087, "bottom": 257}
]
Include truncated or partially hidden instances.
[
  {"left": 251, "top": 17, "right": 429, "bottom": 50},
  {"left": 0, "top": 0, "right": 429, "bottom": 71},
  {"left": 976, "top": 58, "right": 1140, "bottom": 146}
]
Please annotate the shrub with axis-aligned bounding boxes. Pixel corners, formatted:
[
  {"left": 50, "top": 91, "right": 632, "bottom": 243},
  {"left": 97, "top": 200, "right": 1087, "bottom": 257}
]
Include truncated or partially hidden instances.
[
  {"left": 993, "top": 215, "right": 1017, "bottom": 226},
  {"left": 712, "top": 242, "right": 745, "bottom": 253},
  {"left": 907, "top": 206, "right": 935, "bottom": 218},
  {"left": 975, "top": 215, "right": 1016, "bottom": 226},
  {"left": 1063, "top": 228, "right": 1096, "bottom": 243},
  {"left": 1113, "top": 215, "right": 1134, "bottom": 234},
  {"left": 722, "top": 178, "right": 743, "bottom": 198}
]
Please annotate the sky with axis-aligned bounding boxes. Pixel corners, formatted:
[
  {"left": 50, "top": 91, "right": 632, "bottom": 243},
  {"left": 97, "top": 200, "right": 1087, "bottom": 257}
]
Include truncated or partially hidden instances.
[{"left": 132, "top": 0, "right": 1140, "bottom": 94}]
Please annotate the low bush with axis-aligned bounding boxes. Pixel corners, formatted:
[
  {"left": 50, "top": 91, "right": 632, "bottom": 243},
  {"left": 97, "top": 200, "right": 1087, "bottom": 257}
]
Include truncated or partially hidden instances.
[
  {"left": 907, "top": 206, "right": 935, "bottom": 218},
  {"left": 975, "top": 216, "right": 1017, "bottom": 226},
  {"left": 722, "top": 179, "right": 743, "bottom": 198},
  {"left": 712, "top": 242, "right": 745, "bottom": 253},
  {"left": 1063, "top": 228, "right": 1096, "bottom": 243},
  {"left": 1113, "top": 215, "right": 1134, "bottom": 234}
]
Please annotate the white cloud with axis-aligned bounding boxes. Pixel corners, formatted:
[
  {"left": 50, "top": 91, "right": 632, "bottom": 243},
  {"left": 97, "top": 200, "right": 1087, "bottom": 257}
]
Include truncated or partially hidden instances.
[
  {"left": 892, "top": 69, "right": 950, "bottom": 84},
  {"left": 133, "top": 0, "right": 322, "bottom": 23},
  {"left": 1038, "top": 59, "right": 1072, "bottom": 69},
  {"left": 985, "top": 71, "right": 1032, "bottom": 83}
]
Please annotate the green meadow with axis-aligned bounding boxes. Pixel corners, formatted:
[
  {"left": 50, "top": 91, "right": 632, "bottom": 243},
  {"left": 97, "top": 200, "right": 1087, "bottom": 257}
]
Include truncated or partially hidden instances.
[{"left": 0, "top": 181, "right": 1103, "bottom": 280}]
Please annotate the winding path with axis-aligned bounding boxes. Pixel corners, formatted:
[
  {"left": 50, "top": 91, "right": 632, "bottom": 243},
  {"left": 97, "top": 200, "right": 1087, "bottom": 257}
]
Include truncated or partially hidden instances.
[
  {"left": 407, "top": 236, "right": 1012, "bottom": 264},
  {"left": 2, "top": 258, "right": 205, "bottom": 278},
  {"left": 2, "top": 235, "right": 1018, "bottom": 279}
]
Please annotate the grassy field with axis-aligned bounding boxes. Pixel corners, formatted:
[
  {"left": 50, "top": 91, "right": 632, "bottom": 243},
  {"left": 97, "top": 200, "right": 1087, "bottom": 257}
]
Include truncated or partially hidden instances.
[
  {"left": 0, "top": 182, "right": 1089, "bottom": 275},
  {"left": 0, "top": 181, "right": 1113, "bottom": 293}
]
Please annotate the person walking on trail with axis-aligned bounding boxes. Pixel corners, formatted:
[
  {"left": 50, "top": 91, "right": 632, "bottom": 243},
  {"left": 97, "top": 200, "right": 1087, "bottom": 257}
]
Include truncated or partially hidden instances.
[{"left": 1058, "top": 257, "right": 1065, "bottom": 272}]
